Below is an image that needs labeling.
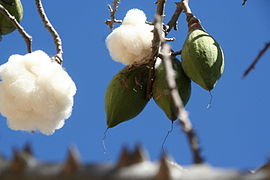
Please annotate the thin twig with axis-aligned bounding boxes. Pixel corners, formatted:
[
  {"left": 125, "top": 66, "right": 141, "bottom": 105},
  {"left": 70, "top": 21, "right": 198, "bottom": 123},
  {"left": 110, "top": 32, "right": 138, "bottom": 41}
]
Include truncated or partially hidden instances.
[
  {"left": 146, "top": 0, "right": 189, "bottom": 101},
  {"left": 0, "top": 4, "right": 32, "bottom": 53},
  {"left": 243, "top": 42, "right": 270, "bottom": 78},
  {"left": 171, "top": 50, "right": 182, "bottom": 56},
  {"left": 180, "top": 0, "right": 192, "bottom": 14},
  {"left": 146, "top": 0, "right": 167, "bottom": 101},
  {"left": 166, "top": 2, "right": 183, "bottom": 34},
  {"left": 35, "top": 0, "right": 63, "bottom": 64},
  {"left": 105, "top": 0, "right": 121, "bottom": 29},
  {"left": 242, "top": 0, "right": 247, "bottom": 6},
  {"left": 146, "top": 21, "right": 154, "bottom": 25},
  {"left": 155, "top": 0, "right": 167, "bottom": 18}
]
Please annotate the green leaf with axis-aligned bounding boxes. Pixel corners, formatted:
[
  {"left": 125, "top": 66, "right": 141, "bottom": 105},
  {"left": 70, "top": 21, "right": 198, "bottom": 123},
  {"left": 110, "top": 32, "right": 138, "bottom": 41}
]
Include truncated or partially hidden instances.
[{"left": 105, "top": 65, "right": 149, "bottom": 128}]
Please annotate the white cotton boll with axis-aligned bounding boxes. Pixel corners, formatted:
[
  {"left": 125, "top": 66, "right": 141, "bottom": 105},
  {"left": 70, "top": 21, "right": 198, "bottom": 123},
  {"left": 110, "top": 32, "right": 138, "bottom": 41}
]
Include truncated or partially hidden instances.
[
  {"left": 0, "top": 50, "right": 77, "bottom": 135},
  {"left": 122, "top": 8, "right": 147, "bottom": 26},
  {"left": 106, "top": 8, "right": 154, "bottom": 65}
]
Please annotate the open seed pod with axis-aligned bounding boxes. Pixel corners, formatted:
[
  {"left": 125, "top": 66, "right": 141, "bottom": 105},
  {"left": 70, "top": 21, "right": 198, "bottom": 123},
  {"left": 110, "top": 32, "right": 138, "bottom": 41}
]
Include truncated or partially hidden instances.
[
  {"left": 0, "top": 0, "right": 23, "bottom": 35},
  {"left": 181, "top": 15, "right": 224, "bottom": 91},
  {"left": 153, "top": 57, "right": 191, "bottom": 120},
  {"left": 105, "top": 65, "right": 149, "bottom": 128}
]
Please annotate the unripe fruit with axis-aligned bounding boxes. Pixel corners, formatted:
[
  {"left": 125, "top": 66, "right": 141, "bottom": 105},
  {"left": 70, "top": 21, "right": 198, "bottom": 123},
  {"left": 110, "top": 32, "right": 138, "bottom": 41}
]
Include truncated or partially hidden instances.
[
  {"left": 0, "top": 0, "right": 23, "bottom": 35},
  {"left": 181, "top": 17, "right": 224, "bottom": 91},
  {"left": 153, "top": 57, "right": 191, "bottom": 120},
  {"left": 105, "top": 65, "right": 149, "bottom": 128}
]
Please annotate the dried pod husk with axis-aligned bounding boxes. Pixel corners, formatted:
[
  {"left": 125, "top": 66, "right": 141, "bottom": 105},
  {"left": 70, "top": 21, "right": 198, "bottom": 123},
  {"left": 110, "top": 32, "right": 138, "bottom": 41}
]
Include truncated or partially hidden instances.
[
  {"left": 105, "top": 65, "right": 149, "bottom": 128},
  {"left": 153, "top": 57, "right": 191, "bottom": 120},
  {"left": 181, "top": 16, "right": 224, "bottom": 91},
  {"left": 0, "top": 0, "right": 23, "bottom": 35}
]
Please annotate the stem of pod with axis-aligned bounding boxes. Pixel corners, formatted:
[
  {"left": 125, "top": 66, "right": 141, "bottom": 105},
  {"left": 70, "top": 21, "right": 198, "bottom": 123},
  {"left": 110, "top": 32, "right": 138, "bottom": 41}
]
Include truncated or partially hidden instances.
[{"left": 0, "top": 3, "right": 32, "bottom": 52}]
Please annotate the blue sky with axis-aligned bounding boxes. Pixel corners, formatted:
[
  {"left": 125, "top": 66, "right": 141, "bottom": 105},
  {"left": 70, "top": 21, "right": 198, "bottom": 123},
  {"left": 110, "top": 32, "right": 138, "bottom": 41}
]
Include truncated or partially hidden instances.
[{"left": 0, "top": 0, "right": 269, "bottom": 169}]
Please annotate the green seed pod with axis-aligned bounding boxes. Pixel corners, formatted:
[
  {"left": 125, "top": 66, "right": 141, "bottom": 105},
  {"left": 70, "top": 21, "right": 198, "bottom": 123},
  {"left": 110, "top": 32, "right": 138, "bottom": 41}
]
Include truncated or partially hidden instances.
[
  {"left": 0, "top": 0, "right": 23, "bottom": 35},
  {"left": 153, "top": 57, "right": 191, "bottom": 120},
  {"left": 181, "top": 16, "right": 224, "bottom": 91},
  {"left": 105, "top": 65, "right": 149, "bottom": 128}
]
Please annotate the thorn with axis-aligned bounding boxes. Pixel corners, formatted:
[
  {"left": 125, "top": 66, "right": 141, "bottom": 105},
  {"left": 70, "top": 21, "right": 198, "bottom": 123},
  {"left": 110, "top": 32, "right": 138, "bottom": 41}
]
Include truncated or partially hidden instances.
[
  {"left": 118, "top": 145, "right": 148, "bottom": 168},
  {"left": 63, "top": 146, "right": 80, "bottom": 175},
  {"left": 255, "top": 160, "right": 270, "bottom": 180},
  {"left": 10, "top": 149, "right": 27, "bottom": 173},
  {"left": 23, "top": 143, "right": 33, "bottom": 156},
  {"left": 255, "top": 159, "right": 270, "bottom": 172},
  {"left": 155, "top": 153, "right": 171, "bottom": 180},
  {"left": 171, "top": 50, "right": 182, "bottom": 56},
  {"left": 175, "top": 2, "right": 181, "bottom": 6},
  {"left": 117, "top": 146, "right": 132, "bottom": 167},
  {"left": 132, "top": 144, "right": 147, "bottom": 164},
  {"left": 165, "top": 37, "right": 176, "bottom": 42}
]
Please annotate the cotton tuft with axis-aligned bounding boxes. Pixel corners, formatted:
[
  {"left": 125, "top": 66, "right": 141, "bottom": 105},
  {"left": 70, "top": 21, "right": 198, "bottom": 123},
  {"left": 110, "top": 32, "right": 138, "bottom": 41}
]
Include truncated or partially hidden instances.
[
  {"left": 106, "top": 8, "right": 154, "bottom": 65},
  {"left": 0, "top": 50, "right": 76, "bottom": 135}
]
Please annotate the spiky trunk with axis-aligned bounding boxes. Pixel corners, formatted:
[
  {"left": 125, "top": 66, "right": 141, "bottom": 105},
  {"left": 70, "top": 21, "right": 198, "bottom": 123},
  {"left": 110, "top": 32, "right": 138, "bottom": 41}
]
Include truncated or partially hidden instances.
[{"left": 0, "top": 145, "right": 268, "bottom": 180}]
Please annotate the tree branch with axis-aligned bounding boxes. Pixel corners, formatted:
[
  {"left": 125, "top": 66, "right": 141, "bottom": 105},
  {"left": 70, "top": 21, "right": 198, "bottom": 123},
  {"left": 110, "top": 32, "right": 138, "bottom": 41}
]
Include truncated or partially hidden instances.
[
  {"left": 0, "top": 4, "right": 32, "bottom": 53},
  {"left": 35, "top": 0, "right": 63, "bottom": 64},
  {"left": 180, "top": 0, "right": 192, "bottom": 14},
  {"left": 105, "top": 0, "right": 121, "bottom": 30},
  {"left": 155, "top": 0, "right": 167, "bottom": 18},
  {"left": 153, "top": 0, "right": 203, "bottom": 164},
  {"left": 171, "top": 50, "right": 182, "bottom": 56},
  {"left": 0, "top": 145, "right": 265, "bottom": 179},
  {"left": 146, "top": 0, "right": 167, "bottom": 101},
  {"left": 165, "top": 0, "right": 191, "bottom": 48},
  {"left": 166, "top": 2, "right": 183, "bottom": 34},
  {"left": 155, "top": 11, "right": 203, "bottom": 163},
  {"left": 242, "top": 42, "right": 270, "bottom": 78},
  {"left": 161, "top": 43, "right": 203, "bottom": 164}
]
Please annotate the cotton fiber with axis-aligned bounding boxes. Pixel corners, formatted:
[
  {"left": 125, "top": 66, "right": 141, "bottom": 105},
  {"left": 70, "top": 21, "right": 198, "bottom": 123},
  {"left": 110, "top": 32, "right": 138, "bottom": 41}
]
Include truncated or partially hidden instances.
[
  {"left": 106, "top": 9, "right": 154, "bottom": 65},
  {"left": 0, "top": 50, "right": 76, "bottom": 135}
]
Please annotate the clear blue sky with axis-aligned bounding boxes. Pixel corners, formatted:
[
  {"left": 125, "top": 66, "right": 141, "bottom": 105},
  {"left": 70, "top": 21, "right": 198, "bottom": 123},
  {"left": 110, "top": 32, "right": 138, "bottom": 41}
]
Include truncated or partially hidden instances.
[{"left": 0, "top": 0, "right": 269, "bottom": 169}]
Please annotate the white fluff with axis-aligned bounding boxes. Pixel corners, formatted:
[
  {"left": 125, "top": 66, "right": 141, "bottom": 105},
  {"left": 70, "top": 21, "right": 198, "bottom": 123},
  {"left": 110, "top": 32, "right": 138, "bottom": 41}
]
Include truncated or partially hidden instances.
[
  {"left": 106, "top": 8, "right": 154, "bottom": 65},
  {"left": 0, "top": 50, "right": 76, "bottom": 135}
]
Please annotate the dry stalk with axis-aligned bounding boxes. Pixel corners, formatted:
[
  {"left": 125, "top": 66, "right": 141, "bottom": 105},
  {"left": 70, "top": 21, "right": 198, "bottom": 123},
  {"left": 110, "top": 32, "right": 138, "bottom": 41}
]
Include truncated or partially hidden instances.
[
  {"left": 243, "top": 42, "right": 270, "bottom": 78},
  {"left": 105, "top": 0, "right": 122, "bottom": 29},
  {"left": 35, "top": 0, "right": 63, "bottom": 64}
]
